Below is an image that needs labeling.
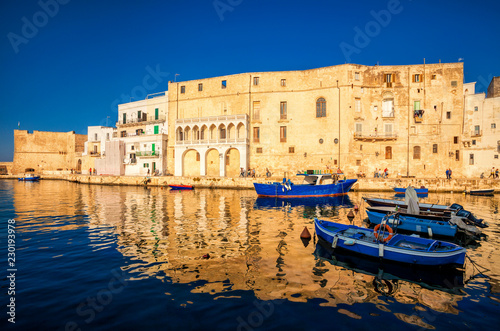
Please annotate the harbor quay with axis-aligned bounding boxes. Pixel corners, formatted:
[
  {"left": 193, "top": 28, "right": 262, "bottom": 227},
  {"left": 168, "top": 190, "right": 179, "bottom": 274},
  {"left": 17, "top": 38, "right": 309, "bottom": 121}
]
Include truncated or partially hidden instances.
[{"left": 3, "top": 174, "right": 499, "bottom": 193}]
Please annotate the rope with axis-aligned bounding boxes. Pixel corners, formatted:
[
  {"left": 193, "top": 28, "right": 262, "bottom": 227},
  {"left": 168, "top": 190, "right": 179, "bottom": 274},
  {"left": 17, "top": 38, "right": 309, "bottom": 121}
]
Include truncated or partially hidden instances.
[{"left": 465, "top": 254, "right": 490, "bottom": 282}]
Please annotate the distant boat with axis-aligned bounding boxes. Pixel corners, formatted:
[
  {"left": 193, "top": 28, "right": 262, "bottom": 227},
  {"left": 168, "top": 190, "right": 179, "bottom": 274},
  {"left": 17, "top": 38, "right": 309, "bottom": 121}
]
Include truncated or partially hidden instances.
[
  {"left": 394, "top": 187, "right": 428, "bottom": 194},
  {"left": 466, "top": 189, "right": 494, "bottom": 196},
  {"left": 253, "top": 173, "right": 357, "bottom": 198},
  {"left": 314, "top": 218, "right": 466, "bottom": 267},
  {"left": 169, "top": 184, "right": 193, "bottom": 190},
  {"left": 18, "top": 174, "right": 40, "bottom": 181}
]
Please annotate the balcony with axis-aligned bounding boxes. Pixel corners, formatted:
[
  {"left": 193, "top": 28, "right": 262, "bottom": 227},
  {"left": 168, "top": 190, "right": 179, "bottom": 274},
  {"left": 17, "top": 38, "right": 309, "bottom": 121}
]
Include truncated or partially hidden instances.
[
  {"left": 116, "top": 115, "right": 166, "bottom": 127},
  {"left": 471, "top": 130, "right": 482, "bottom": 137},
  {"left": 176, "top": 137, "right": 249, "bottom": 145},
  {"left": 135, "top": 151, "right": 160, "bottom": 157},
  {"left": 89, "top": 151, "right": 101, "bottom": 157},
  {"left": 354, "top": 132, "right": 398, "bottom": 141}
]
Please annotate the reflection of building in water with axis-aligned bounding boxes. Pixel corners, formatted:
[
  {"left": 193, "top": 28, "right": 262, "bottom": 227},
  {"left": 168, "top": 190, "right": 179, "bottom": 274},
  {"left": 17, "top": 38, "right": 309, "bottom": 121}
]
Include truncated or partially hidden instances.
[{"left": 81, "top": 186, "right": 465, "bottom": 322}]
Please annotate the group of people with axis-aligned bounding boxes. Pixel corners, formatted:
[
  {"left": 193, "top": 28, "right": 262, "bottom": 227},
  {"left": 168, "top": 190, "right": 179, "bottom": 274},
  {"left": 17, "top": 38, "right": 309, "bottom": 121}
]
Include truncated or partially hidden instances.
[
  {"left": 445, "top": 168, "right": 453, "bottom": 179},
  {"left": 488, "top": 167, "right": 499, "bottom": 178},
  {"left": 374, "top": 168, "right": 389, "bottom": 178},
  {"left": 88, "top": 168, "right": 97, "bottom": 175},
  {"left": 240, "top": 168, "right": 256, "bottom": 178}
]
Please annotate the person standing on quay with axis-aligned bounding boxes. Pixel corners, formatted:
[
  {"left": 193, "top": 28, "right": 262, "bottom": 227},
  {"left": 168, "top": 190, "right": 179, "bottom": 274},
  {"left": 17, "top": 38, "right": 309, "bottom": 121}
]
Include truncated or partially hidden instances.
[{"left": 445, "top": 168, "right": 450, "bottom": 179}]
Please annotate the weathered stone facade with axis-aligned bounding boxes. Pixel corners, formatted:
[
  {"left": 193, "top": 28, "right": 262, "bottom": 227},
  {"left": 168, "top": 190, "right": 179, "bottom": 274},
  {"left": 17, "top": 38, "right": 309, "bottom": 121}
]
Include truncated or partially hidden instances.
[
  {"left": 12, "top": 130, "right": 86, "bottom": 174},
  {"left": 168, "top": 63, "right": 465, "bottom": 178}
]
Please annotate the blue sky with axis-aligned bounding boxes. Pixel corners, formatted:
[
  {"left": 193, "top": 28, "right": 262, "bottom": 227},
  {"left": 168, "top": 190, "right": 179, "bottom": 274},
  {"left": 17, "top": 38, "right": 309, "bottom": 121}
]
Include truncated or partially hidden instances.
[{"left": 1, "top": 0, "right": 499, "bottom": 161}]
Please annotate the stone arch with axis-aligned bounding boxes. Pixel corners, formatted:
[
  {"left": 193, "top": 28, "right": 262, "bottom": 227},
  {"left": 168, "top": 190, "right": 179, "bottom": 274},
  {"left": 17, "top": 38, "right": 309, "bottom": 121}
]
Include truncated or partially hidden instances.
[
  {"left": 227, "top": 123, "right": 235, "bottom": 140},
  {"left": 184, "top": 126, "right": 191, "bottom": 142},
  {"left": 192, "top": 125, "right": 200, "bottom": 141},
  {"left": 182, "top": 149, "right": 200, "bottom": 177},
  {"left": 200, "top": 125, "right": 208, "bottom": 141},
  {"left": 209, "top": 124, "right": 217, "bottom": 140},
  {"left": 176, "top": 127, "right": 184, "bottom": 141},
  {"left": 76, "top": 159, "right": 82, "bottom": 172},
  {"left": 206, "top": 148, "right": 220, "bottom": 176},
  {"left": 236, "top": 123, "right": 246, "bottom": 139},
  {"left": 218, "top": 123, "right": 227, "bottom": 140},
  {"left": 225, "top": 148, "right": 240, "bottom": 177}
]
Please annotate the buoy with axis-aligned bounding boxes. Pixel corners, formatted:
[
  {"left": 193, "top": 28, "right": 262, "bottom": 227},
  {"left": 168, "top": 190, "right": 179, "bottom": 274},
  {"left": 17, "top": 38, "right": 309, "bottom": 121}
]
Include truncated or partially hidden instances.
[
  {"left": 300, "top": 226, "right": 311, "bottom": 240},
  {"left": 347, "top": 210, "right": 355, "bottom": 222},
  {"left": 354, "top": 204, "right": 359, "bottom": 211}
]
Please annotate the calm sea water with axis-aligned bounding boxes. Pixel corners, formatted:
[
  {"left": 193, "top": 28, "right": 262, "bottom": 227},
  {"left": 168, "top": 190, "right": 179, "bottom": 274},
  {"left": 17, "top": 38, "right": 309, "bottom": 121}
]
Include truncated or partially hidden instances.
[{"left": 1, "top": 180, "right": 499, "bottom": 330}]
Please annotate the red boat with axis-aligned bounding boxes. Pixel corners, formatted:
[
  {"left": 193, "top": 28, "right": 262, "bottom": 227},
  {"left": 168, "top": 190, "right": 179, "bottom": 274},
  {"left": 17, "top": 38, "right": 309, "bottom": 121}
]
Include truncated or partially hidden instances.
[{"left": 169, "top": 184, "right": 193, "bottom": 190}]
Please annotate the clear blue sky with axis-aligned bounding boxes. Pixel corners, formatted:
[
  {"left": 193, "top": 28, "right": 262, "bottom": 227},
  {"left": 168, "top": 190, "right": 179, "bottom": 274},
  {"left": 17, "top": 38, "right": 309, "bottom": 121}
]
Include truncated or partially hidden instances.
[{"left": 1, "top": 0, "right": 499, "bottom": 161}]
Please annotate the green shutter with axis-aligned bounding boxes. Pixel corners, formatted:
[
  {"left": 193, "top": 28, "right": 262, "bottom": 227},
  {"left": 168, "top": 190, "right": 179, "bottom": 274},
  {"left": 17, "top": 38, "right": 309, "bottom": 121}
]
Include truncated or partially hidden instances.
[
  {"left": 152, "top": 143, "right": 155, "bottom": 156},
  {"left": 154, "top": 125, "right": 159, "bottom": 134},
  {"left": 155, "top": 108, "right": 159, "bottom": 120},
  {"left": 123, "top": 113, "right": 126, "bottom": 124}
]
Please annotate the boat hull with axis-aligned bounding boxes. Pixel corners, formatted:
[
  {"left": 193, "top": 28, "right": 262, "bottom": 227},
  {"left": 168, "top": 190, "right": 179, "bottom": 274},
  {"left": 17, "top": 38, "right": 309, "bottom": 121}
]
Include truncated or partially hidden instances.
[
  {"left": 468, "top": 189, "right": 494, "bottom": 196},
  {"left": 18, "top": 176, "right": 40, "bottom": 181},
  {"left": 314, "top": 219, "right": 465, "bottom": 266},
  {"left": 169, "top": 185, "right": 193, "bottom": 190},
  {"left": 253, "top": 179, "right": 357, "bottom": 198},
  {"left": 366, "top": 210, "right": 457, "bottom": 237}
]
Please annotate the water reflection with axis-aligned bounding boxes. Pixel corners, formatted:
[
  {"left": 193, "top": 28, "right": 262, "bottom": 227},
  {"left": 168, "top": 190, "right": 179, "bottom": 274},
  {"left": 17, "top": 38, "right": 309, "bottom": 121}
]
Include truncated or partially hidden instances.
[{"left": 9, "top": 181, "right": 500, "bottom": 328}]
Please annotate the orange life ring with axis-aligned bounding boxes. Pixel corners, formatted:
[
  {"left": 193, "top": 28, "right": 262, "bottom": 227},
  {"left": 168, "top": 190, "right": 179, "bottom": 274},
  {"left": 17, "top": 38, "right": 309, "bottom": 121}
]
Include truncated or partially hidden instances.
[{"left": 374, "top": 223, "right": 393, "bottom": 243}]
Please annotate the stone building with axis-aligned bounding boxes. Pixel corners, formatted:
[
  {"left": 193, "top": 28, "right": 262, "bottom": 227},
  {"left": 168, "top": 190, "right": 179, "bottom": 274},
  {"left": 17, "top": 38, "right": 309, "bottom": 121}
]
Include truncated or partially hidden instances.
[
  {"left": 12, "top": 130, "right": 86, "bottom": 174},
  {"left": 462, "top": 78, "right": 500, "bottom": 177},
  {"left": 168, "top": 62, "right": 465, "bottom": 178}
]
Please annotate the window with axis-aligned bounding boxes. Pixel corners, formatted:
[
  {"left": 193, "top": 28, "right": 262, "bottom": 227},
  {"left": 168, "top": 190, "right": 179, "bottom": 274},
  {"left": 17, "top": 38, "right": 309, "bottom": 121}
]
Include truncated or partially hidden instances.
[
  {"left": 155, "top": 108, "right": 159, "bottom": 120},
  {"left": 474, "top": 125, "right": 480, "bottom": 136},
  {"left": 253, "top": 127, "right": 260, "bottom": 143},
  {"left": 451, "top": 81, "right": 457, "bottom": 87},
  {"left": 122, "top": 113, "right": 126, "bottom": 124},
  {"left": 355, "top": 123, "right": 362, "bottom": 136},
  {"left": 492, "top": 123, "right": 496, "bottom": 129},
  {"left": 143, "top": 163, "right": 149, "bottom": 168},
  {"left": 220, "top": 127, "right": 226, "bottom": 139},
  {"left": 454, "top": 136, "right": 458, "bottom": 144},
  {"left": 181, "top": 85, "right": 185, "bottom": 94},
  {"left": 198, "top": 83, "right": 203, "bottom": 91},
  {"left": 384, "top": 73, "right": 393, "bottom": 87},
  {"left": 446, "top": 111, "right": 451, "bottom": 119},
  {"left": 355, "top": 72, "right": 360, "bottom": 80},
  {"left": 414, "top": 100, "right": 421, "bottom": 110},
  {"left": 253, "top": 77, "right": 259, "bottom": 85},
  {"left": 138, "top": 110, "right": 142, "bottom": 119},
  {"left": 280, "top": 126, "right": 287, "bottom": 143},
  {"left": 384, "top": 123, "right": 393, "bottom": 136},
  {"left": 355, "top": 98, "right": 361, "bottom": 112},
  {"left": 256, "top": 147, "right": 263, "bottom": 153},
  {"left": 474, "top": 106, "right": 478, "bottom": 112},
  {"left": 253, "top": 101, "right": 260, "bottom": 121},
  {"left": 316, "top": 98, "right": 326, "bottom": 117},
  {"left": 196, "top": 152, "right": 200, "bottom": 161},
  {"left": 413, "top": 146, "right": 421, "bottom": 159},
  {"left": 413, "top": 74, "right": 420, "bottom": 82},
  {"left": 131, "top": 145, "right": 134, "bottom": 150},
  {"left": 472, "top": 140, "right": 476, "bottom": 145},
  {"left": 360, "top": 144, "right": 363, "bottom": 151},
  {"left": 356, "top": 160, "right": 361, "bottom": 166},
  {"left": 281, "top": 79, "right": 286, "bottom": 87},
  {"left": 280, "top": 101, "right": 287, "bottom": 120},
  {"left": 106, "top": 133, "right": 110, "bottom": 140},
  {"left": 382, "top": 99, "right": 394, "bottom": 117},
  {"left": 432, "top": 74, "right": 436, "bottom": 80},
  {"left": 121, "top": 131, "right": 126, "bottom": 137},
  {"left": 495, "top": 155, "right": 499, "bottom": 159},
  {"left": 289, "top": 147, "right": 295, "bottom": 153},
  {"left": 385, "top": 146, "right": 392, "bottom": 159},
  {"left": 433, "top": 144, "right": 438, "bottom": 153},
  {"left": 221, "top": 80, "right": 227, "bottom": 89},
  {"left": 94, "top": 133, "right": 98, "bottom": 141},
  {"left": 456, "top": 150, "right": 460, "bottom": 161}
]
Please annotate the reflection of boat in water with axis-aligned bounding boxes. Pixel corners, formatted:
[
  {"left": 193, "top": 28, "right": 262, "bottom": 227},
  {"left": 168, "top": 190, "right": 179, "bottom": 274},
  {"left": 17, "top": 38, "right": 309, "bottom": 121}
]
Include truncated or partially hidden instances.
[
  {"left": 254, "top": 195, "right": 353, "bottom": 209},
  {"left": 314, "top": 239, "right": 465, "bottom": 295}
]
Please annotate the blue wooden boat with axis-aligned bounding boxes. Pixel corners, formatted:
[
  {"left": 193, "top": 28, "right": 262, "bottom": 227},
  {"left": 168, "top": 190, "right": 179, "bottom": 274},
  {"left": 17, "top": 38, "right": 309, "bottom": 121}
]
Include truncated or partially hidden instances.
[
  {"left": 394, "top": 187, "right": 428, "bottom": 194},
  {"left": 18, "top": 174, "right": 40, "bottom": 181},
  {"left": 314, "top": 218, "right": 466, "bottom": 266},
  {"left": 366, "top": 206, "right": 457, "bottom": 237},
  {"left": 253, "top": 174, "right": 357, "bottom": 198}
]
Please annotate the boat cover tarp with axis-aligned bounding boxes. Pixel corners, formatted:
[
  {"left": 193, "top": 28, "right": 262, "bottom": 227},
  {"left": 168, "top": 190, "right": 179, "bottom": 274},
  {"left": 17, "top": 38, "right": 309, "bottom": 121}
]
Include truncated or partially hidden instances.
[{"left": 404, "top": 186, "right": 420, "bottom": 215}]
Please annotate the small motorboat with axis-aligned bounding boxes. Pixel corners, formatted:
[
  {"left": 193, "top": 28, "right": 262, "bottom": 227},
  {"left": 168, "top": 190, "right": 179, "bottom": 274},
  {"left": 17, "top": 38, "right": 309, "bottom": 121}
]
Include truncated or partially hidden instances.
[
  {"left": 18, "top": 174, "right": 40, "bottom": 181},
  {"left": 169, "top": 184, "right": 193, "bottom": 190},
  {"left": 466, "top": 189, "right": 494, "bottom": 196},
  {"left": 253, "top": 173, "right": 357, "bottom": 198},
  {"left": 314, "top": 218, "right": 466, "bottom": 267}
]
